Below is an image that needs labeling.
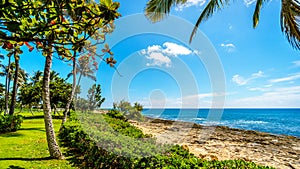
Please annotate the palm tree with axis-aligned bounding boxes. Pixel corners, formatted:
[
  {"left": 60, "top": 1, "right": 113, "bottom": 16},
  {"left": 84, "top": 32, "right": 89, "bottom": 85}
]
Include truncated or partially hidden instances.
[
  {"left": 9, "top": 52, "right": 19, "bottom": 115},
  {"left": 2, "top": 54, "right": 12, "bottom": 114},
  {"left": 0, "top": 54, "right": 4, "bottom": 77},
  {"left": 0, "top": 55, "right": 5, "bottom": 113},
  {"left": 76, "top": 55, "right": 97, "bottom": 87},
  {"left": 145, "top": 0, "right": 300, "bottom": 50},
  {"left": 1, "top": 54, "right": 28, "bottom": 115},
  {"left": 61, "top": 52, "right": 77, "bottom": 125},
  {"left": 61, "top": 53, "right": 97, "bottom": 125},
  {"left": 42, "top": 49, "right": 63, "bottom": 159},
  {"left": 31, "top": 70, "right": 43, "bottom": 84},
  {"left": 10, "top": 62, "right": 28, "bottom": 114},
  {"left": 18, "top": 70, "right": 43, "bottom": 113}
]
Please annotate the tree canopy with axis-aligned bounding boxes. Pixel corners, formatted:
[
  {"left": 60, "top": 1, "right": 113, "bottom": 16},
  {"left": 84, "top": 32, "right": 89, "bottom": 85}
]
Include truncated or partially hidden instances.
[{"left": 145, "top": 0, "right": 300, "bottom": 50}]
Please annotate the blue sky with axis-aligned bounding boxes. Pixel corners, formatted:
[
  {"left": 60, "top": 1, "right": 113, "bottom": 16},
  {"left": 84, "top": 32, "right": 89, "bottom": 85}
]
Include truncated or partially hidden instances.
[{"left": 1, "top": 0, "right": 300, "bottom": 108}]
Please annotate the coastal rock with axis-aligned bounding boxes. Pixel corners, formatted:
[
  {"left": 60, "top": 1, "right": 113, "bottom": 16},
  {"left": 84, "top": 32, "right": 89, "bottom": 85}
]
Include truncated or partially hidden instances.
[
  {"left": 181, "top": 144, "right": 189, "bottom": 151},
  {"left": 131, "top": 117, "right": 300, "bottom": 169}
]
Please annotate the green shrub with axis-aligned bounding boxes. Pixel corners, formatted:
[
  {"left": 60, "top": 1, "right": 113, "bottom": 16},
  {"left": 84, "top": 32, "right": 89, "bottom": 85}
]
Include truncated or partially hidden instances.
[
  {"left": 59, "top": 112, "right": 275, "bottom": 169},
  {"left": 106, "top": 109, "right": 126, "bottom": 121},
  {"left": 113, "top": 100, "right": 144, "bottom": 121},
  {"left": 0, "top": 114, "right": 23, "bottom": 133}
]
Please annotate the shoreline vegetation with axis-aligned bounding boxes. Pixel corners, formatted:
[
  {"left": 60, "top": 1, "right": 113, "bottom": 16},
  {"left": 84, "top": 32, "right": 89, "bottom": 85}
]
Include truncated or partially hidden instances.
[
  {"left": 130, "top": 116, "right": 300, "bottom": 169},
  {"left": 1, "top": 110, "right": 298, "bottom": 168},
  {"left": 59, "top": 110, "right": 275, "bottom": 168}
]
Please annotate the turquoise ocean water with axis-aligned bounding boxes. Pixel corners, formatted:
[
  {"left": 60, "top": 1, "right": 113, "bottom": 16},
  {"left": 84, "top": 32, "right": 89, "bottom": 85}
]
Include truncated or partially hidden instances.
[{"left": 142, "top": 109, "right": 300, "bottom": 137}]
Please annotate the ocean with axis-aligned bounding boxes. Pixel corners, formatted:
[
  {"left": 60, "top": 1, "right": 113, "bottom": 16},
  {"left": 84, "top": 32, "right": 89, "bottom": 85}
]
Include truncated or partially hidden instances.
[{"left": 142, "top": 109, "right": 300, "bottom": 138}]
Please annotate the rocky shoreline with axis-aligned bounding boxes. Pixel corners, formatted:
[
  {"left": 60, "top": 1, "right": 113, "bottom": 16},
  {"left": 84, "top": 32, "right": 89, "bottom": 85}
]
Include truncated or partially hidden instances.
[{"left": 130, "top": 117, "right": 300, "bottom": 169}]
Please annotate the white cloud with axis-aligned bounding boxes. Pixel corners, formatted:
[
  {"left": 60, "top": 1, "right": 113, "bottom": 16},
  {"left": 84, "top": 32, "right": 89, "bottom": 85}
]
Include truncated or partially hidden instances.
[
  {"left": 193, "top": 50, "right": 201, "bottom": 55},
  {"left": 141, "top": 42, "right": 193, "bottom": 67},
  {"left": 146, "top": 52, "right": 171, "bottom": 67},
  {"left": 232, "top": 70, "right": 264, "bottom": 86},
  {"left": 221, "top": 43, "right": 236, "bottom": 52},
  {"left": 232, "top": 75, "right": 247, "bottom": 86},
  {"left": 251, "top": 70, "right": 264, "bottom": 78},
  {"left": 140, "top": 92, "right": 228, "bottom": 108},
  {"left": 175, "top": 0, "right": 206, "bottom": 11},
  {"left": 244, "top": 0, "right": 256, "bottom": 7},
  {"left": 247, "top": 87, "right": 270, "bottom": 92},
  {"left": 147, "top": 45, "right": 162, "bottom": 53},
  {"left": 292, "top": 60, "right": 300, "bottom": 67},
  {"left": 162, "top": 42, "right": 192, "bottom": 56},
  {"left": 264, "top": 84, "right": 273, "bottom": 88},
  {"left": 227, "top": 86, "right": 300, "bottom": 108},
  {"left": 269, "top": 73, "right": 300, "bottom": 83}
]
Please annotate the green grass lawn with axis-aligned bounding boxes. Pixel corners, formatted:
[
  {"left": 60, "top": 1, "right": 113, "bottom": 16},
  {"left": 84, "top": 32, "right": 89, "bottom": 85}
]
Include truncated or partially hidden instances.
[{"left": 0, "top": 113, "right": 76, "bottom": 169}]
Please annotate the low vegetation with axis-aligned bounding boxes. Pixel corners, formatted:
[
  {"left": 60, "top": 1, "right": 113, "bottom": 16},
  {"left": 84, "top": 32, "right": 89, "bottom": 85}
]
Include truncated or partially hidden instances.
[
  {"left": 0, "top": 114, "right": 23, "bottom": 133},
  {"left": 59, "top": 110, "right": 275, "bottom": 169},
  {"left": 0, "top": 112, "right": 75, "bottom": 169}
]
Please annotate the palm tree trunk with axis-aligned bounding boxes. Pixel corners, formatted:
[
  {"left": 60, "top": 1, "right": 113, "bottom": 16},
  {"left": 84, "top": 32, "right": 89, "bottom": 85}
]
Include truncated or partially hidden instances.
[
  {"left": 76, "top": 72, "right": 82, "bottom": 91},
  {"left": 9, "top": 52, "right": 19, "bottom": 115},
  {"left": 61, "top": 53, "right": 77, "bottom": 126},
  {"left": 4, "top": 56, "right": 11, "bottom": 114},
  {"left": 42, "top": 51, "right": 63, "bottom": 159}
]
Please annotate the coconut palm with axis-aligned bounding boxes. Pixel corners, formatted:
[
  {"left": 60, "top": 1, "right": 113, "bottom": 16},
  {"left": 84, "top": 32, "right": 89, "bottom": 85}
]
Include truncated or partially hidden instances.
[
  {"left": 145, "top": 0, "right": 300, "bottom": 50},
  {"left": 76, "top": 55, "right": 97, "bottom": 87},
  {"left": 9, "top": 53, "right": 21, "bottom": 115},
  {"left": 3, "top": 55, "right": 12, "bottom": 114},
  {"left": 0, "top": 54, "right": 4, "bottom": 77},
  {"left": 18, "top": 70, "right": 43, "bottom": 113}
]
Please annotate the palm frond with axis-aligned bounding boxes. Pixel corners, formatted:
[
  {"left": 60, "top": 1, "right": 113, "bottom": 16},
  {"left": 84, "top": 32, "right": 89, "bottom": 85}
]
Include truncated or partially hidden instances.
[
  {"left": 66, "top": 72, "right": 73, "bottom": 80},
  {"left": 253, "top": 0, "right": 271, "bottom": 28},
  {"left": 190, "top": 0, "right": 231, "bottom": 43},
  {"left": 145, "top": 0, "right": 187, "bottom": 22},
  {"left": 85, "top": 74, "right": 97, "bottom": 81},
  {"left": 280, "top": 0, "right": 300, "bottom": 50}
]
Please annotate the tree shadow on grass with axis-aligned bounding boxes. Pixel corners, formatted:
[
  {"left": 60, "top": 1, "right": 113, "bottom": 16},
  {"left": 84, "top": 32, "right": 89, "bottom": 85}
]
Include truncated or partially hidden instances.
[
  {"left": 0, "top": 127, "right": 46, "bottom": 137},
  {"left": 24, "top": 115, "right": 63, "bottom": 119},
  {"left": 19, "top": 127, "right": 45, "bottom": 132},
  {"left": 0, "top": 157, "right": 53, "bottom": 161},
  {"left": 0, "top": 132, "right": 24, "bottom": 137},
  {"left": 7, "top": 165, "right": 25, "bottom": 169}
]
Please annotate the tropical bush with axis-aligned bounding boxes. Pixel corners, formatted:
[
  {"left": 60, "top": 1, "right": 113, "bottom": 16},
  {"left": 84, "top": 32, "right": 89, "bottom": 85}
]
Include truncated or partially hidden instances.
[
  {"left": 113, "top": 100, "right": 144, "bottom": 121},
  {"left": 0, "top": 114, "right": 23, "bottom": 133},
  {"left": 106, "top": 109, "right": 126, "bottom": 120},
  {"left": 59, "top": 112, "right": 274, "bottom": 169}
]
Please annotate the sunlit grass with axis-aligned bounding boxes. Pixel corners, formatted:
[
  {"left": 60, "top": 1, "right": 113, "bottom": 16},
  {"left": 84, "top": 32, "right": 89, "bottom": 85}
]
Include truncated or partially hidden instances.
[{"left": 0, "top": 112, "right": 76, "bottom": 169}]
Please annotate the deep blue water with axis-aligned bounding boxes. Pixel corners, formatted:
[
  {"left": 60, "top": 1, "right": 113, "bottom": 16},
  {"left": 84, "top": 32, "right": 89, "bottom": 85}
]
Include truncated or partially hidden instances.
[{"left": 142, "top": 109, "right": 300, "bottom": 137}]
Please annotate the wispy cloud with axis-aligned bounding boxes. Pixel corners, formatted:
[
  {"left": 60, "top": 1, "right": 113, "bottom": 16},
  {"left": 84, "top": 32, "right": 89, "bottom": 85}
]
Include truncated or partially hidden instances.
[
  {"left": 140, "top": 42, "right": 193, "bottom": 67},
  {"left": 228, "top": 86, "right": 300, "bottom": 108},
  {"left": 232, "top": 70, "right": 264, "bottom": 86},
  {"left": 247, "top": 84, "right": 272, "bottom": 92},
  {"left": 228, "top": 23, "right": 233, "bottom": 30},
  {"left": 269, "top": 72, "right": 300, "bottom": 83},
  {"left": 244, "top": 0, "right": 256, "bottom": 7},
  {"left": 221, "top": 43, "right": 236, "bottom": 52},
  {"left": 175, "top": 0, "right": 206, "bottom": 11},
  {"left": 140, "top": 92, "right": 228, "bottom": 108},
  {"left": 292, "top": 60, "right": 300, "bottom": 68},
  {"left": 247, "top": 87, "right": 269, "bottom": 92}
]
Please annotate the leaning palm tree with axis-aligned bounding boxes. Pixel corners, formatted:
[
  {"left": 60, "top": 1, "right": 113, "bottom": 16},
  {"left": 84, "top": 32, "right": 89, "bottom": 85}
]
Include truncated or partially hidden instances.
[
  {"left": 76, "top": 55, "right": 97, "bottom": 87},
  {"left": 0, "top": 54, "right": 4, "bottom": 77},
  {"left": 145, "top": 0, "right": 300, "bottom": 50}
]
